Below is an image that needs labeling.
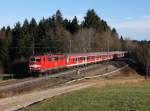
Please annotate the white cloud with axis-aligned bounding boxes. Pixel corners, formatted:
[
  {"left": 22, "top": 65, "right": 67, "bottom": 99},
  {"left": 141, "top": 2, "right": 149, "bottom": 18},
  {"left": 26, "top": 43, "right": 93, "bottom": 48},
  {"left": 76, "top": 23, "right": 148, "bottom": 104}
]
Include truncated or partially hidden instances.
[{"left": 112, "top": 16, "right": 150, "bottom": 40}]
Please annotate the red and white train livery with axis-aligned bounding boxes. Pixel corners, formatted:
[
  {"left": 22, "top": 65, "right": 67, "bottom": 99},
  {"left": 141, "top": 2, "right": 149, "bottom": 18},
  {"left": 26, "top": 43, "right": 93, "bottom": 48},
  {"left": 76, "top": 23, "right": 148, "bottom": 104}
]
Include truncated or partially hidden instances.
[{"left": 29, "top": 51, "right": 126, "bottom": 73}]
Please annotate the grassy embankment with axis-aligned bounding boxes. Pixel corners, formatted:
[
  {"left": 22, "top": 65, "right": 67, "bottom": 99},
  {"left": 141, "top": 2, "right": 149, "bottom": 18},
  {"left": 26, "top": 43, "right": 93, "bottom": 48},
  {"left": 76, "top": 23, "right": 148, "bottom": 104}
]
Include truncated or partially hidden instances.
[{"left": 22, "top": 81, "right": 150, "bottom": 111}]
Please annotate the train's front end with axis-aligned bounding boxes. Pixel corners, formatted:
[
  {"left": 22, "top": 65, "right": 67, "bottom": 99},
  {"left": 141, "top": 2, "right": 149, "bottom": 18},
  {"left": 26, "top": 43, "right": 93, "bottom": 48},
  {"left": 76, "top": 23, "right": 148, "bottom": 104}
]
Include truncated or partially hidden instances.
[{"left": 29, "top": 56, "right": 42, "bottom": 73}]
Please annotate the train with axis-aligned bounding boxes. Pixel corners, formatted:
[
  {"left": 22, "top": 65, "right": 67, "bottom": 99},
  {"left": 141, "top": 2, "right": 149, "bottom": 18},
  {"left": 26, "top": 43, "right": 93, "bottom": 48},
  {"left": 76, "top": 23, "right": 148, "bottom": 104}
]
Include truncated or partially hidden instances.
[{"left": 29, "top": 51, "right": 126, "bottom": 74}]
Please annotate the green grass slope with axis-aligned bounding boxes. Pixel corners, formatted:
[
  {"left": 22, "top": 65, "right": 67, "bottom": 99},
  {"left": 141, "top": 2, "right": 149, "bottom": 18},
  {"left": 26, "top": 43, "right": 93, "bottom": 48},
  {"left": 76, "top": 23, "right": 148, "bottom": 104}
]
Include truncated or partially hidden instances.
[{"left": 21, "top": 82, "right": 150, "bottom": 111}]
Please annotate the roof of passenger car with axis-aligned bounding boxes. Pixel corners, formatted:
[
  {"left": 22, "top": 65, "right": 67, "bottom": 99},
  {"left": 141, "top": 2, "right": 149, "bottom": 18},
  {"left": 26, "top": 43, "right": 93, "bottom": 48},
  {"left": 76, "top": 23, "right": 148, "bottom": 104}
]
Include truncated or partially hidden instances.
[{"left": 30, "top": 51, "right": 125, "bottom": 58}]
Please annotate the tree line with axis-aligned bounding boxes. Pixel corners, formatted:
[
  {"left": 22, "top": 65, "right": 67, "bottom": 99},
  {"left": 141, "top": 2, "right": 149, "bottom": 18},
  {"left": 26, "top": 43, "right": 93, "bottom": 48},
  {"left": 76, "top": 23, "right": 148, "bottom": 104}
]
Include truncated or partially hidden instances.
[
  {"left": 122, "top": 39, "right": 150, "bottom": 78},
  {"left": 0, "top": 9, "right": 124, "bottom": 74}
]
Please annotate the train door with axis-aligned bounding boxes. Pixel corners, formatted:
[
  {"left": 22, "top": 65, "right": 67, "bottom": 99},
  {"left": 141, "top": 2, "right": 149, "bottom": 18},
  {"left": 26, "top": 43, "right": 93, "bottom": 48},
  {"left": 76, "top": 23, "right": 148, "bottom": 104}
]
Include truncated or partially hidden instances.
[
  {"left": 76, "top": 57, "right": 79, "bottom": 65},
  {"left": 85, "top": 56, "right": 88, "bottom": 64}
]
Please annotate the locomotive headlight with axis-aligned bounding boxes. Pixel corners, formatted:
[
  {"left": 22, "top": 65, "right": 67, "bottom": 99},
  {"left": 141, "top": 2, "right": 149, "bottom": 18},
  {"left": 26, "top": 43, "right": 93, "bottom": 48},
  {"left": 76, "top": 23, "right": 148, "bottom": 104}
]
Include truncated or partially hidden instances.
[{"left": 29, "top": 65, "right": 41, "bottom": 68}]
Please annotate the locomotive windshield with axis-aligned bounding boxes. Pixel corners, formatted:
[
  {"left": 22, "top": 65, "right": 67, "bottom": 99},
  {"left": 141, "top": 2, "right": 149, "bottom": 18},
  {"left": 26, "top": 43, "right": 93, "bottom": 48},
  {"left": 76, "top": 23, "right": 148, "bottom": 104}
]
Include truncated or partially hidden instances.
[{"left": 31, "top": 57, "right": 41, "bottom": 62}]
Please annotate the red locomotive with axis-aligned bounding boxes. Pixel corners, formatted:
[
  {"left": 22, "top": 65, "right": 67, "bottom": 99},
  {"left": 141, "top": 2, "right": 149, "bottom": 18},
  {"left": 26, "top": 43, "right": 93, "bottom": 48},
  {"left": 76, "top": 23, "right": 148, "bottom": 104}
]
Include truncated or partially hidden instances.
[{"left": 29, "top": 51, "right": 126, "bottom": 73}]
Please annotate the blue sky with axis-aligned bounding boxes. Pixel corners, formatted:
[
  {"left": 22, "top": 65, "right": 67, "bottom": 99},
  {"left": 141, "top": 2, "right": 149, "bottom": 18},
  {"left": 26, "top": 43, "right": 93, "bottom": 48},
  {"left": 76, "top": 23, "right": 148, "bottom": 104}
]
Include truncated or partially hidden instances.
[{"left": 0, "top": 0, "right": 150, "bottom": 40}]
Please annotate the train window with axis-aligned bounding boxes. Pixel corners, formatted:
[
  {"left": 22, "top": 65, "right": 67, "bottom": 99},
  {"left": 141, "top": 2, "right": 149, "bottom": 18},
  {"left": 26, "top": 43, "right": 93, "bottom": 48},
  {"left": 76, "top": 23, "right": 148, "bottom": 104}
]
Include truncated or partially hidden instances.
[
  {"left": 69, "top": 58, "right": 75, "bottom": 62},
  {"left": 92, "top": 56, "right": 95, "bottom": 59},
  {"left": 31, "top": 58, "right": 41, "bottom": 62},
  {"left": 31, "top": 58, "right": 35, "bottom": 61},
  {"left": 80, "top": 57, "right": 83, "bottom": 61},
  {"left": 79, "top": 57, "right": 82, "bottom": 61},
  {"left": 76, "top": 58, "right": 78, "bottom": 62},
  {"left": 59, "top": 57, "right": 64, "bottom": 60},
  {"left": 69, "top": 58, "right": 71, "bottom": 61},
  {"left": 48, "top": 57, "right": 58, "bottom": 61},
  {"left": 81, "top": 57, "right": 85, "bottom": 61},
  {"left": 70, "top": 58, "right": 75, "bottom": 62},
  {"left": 73, "top": 58, "right": 76, "bottom": 62},
  {"left": 48, "top": 58, "right": 52, "bottom": 61},
  {"left": 69, "top": 58, "right": 72, "bottom": 61},
  {"left": 36, "top": 59, "right": 41, "bottom": 62},
  {"left": 78, "top": 57, "right": 81, "bottom": 61},
  {"left": 54, "top": 57, "right": 59, "bottom": 61}
]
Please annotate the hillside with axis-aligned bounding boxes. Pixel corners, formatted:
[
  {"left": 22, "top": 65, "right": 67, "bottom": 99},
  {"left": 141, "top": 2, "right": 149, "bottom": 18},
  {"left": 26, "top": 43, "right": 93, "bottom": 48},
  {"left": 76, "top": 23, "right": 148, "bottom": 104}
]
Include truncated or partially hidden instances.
[
  {"left": 21, "top": 81, "right": 150, "bottom": 111},
  {"left": 20, "top": 66, "right": 147, "bottom": 111}
]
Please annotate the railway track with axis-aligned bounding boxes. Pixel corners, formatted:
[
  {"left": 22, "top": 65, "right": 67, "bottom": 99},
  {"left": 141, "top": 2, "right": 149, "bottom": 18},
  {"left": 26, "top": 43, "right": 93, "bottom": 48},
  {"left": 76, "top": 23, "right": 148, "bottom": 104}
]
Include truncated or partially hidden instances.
[
  {"left": 0, "top": 61, "right": 126, "bottom": 98},
  {"left": 0, "top": 63, "right": 101, "bottom": 87},
  {"left": 0, "top": 77, "right": 35, "bottom": 87},
  {"left": 0, "top": 65, "right": 141, "bottom": 111}
]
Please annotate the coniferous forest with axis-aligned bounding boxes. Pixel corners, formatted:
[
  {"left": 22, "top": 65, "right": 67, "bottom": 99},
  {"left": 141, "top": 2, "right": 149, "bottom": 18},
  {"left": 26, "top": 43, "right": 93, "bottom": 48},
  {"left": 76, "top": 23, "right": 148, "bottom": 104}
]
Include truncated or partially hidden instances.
[{"left": 0, "top": 9, "right": 149, "bottom": 77}]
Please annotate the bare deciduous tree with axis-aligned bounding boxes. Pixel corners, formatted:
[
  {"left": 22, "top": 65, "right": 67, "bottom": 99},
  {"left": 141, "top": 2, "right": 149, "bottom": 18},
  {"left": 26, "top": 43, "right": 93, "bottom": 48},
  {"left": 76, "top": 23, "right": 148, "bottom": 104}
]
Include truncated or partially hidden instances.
[{"left": 72, "top": 28, "right": 95, "bottom": 53}]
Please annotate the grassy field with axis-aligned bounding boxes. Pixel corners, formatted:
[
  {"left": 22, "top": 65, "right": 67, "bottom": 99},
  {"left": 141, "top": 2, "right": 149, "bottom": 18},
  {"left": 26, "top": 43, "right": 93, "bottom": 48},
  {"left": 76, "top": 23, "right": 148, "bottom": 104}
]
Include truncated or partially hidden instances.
[{"left": 21, "top": 81, "right": 150, "bottom": 111}]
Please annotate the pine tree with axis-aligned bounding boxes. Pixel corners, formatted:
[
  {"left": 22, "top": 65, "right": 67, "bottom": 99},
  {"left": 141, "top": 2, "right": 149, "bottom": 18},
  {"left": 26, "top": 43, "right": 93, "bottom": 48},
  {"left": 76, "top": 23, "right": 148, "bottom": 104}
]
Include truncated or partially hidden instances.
[
  {"left": 0, "top": 26, "right": 12, "bottom": 72},
  {"left": 63, "top": 19, "right": 71, "bottom": 31},
  {"left": 120, "top": 36, "right": 125, "bottom": 50},
  {"left": 19, "top": 19, "right": 32, "bottom": 58},
  {"left": 110, "top": 28, "right": 121, "bottom": 51},
  {"left": 70, "top": 16, "right": 79, "bottom": 34},
  {"left": 83, "top": 9, "right": 101, "bottom": 30},
  {"left": 55, "top": 10, "right": 63, "bottom": 25},
  {"left": 29, "top": 18, "right": 38, "bottom": 55},
  {"left": 10, "top": 22, "right": 22, "bottom": 60}
]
